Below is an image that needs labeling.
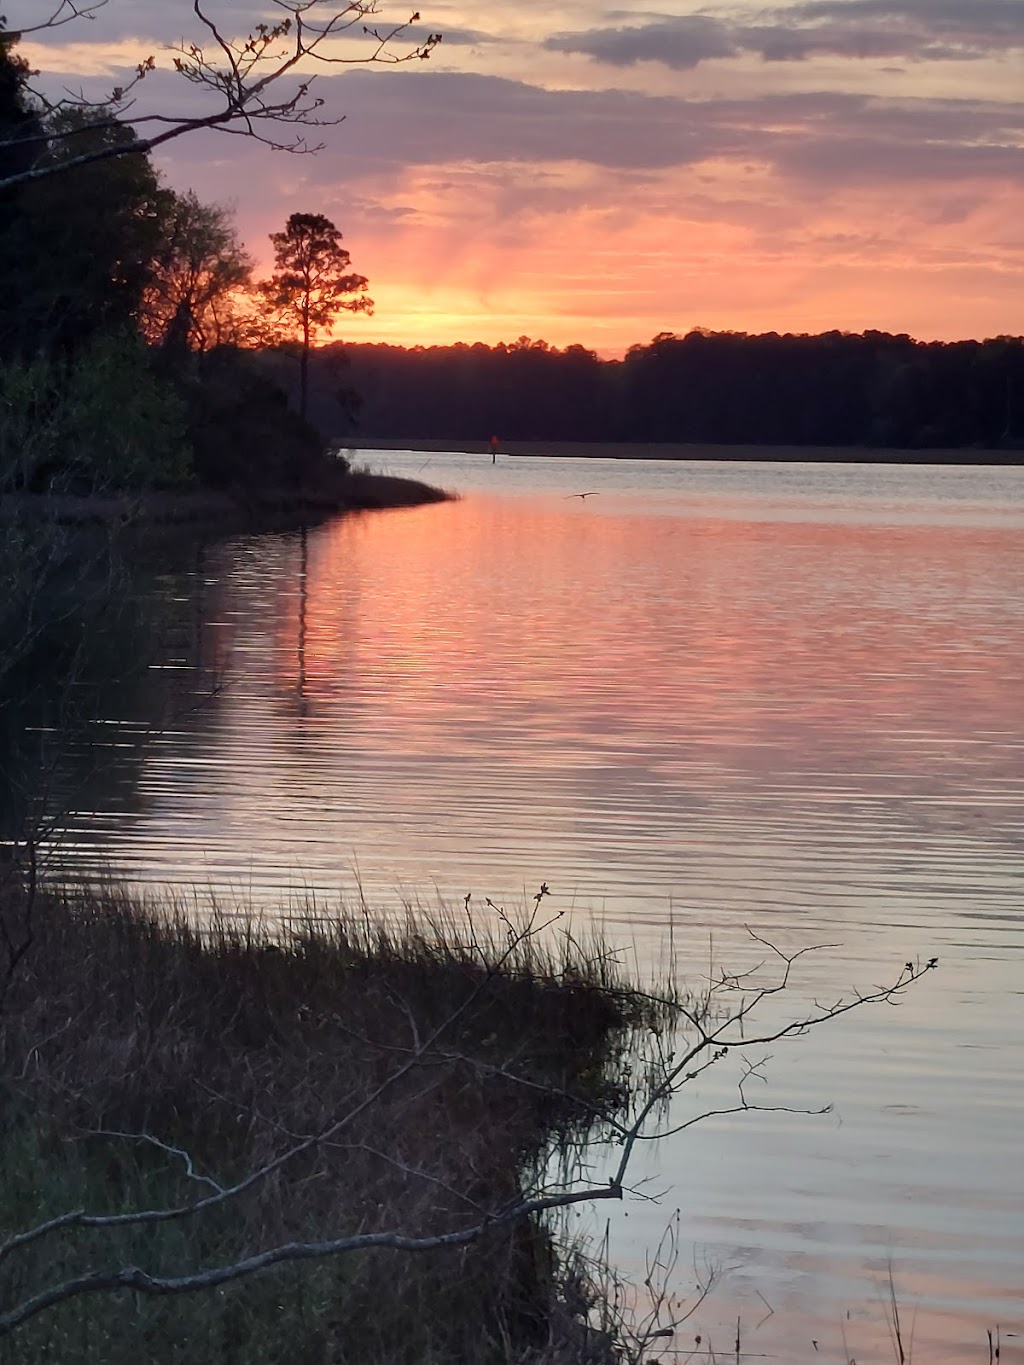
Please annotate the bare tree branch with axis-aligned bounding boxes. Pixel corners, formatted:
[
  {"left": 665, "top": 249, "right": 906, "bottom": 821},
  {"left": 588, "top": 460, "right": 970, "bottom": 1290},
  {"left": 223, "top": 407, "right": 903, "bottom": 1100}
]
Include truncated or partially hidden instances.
[
  {"left": 0, "top": 1, "right": 441, "bottom": 190},
  {"left": 89, "top": 1131, "right": 226, "bottom": 1194},
  {"left": 0, "top": 1182, "right": 610, "bottom": 1337},
  {"left": 5, "top": 0, "right": 108, "bottom": 37}
]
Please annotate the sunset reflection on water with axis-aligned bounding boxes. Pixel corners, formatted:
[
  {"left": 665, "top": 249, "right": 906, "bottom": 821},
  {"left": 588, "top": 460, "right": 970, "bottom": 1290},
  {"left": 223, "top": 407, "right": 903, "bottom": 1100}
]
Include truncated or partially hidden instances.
[{"left": 250, "top": 492, "right": 1023, "bottom": 922}]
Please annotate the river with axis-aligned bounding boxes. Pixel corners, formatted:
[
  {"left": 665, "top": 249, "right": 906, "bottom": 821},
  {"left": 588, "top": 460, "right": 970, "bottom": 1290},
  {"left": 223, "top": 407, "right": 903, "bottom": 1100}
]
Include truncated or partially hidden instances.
[{"left": 48, "top": 453, "right": 1024, "bottom": 1362}]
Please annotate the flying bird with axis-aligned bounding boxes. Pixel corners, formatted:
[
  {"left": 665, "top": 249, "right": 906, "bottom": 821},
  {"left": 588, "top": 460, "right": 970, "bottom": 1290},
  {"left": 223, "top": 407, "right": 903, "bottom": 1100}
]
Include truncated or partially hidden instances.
[{"left": 565, "top": 492, "right": 600, "bottom": 500}]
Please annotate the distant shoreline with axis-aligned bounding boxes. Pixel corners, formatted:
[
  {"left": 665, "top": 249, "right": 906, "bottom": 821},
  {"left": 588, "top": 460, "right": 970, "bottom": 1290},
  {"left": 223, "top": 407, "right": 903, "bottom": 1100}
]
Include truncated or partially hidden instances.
[{"left": 344, "top": 437, "right": 1024, "bottom": 466}]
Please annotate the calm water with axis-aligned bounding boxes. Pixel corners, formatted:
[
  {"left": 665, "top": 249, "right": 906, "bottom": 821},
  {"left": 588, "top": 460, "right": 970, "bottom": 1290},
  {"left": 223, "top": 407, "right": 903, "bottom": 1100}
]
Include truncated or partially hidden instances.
[{"left": 55, "top": 455, "right": 1024, "bottom": 1361}]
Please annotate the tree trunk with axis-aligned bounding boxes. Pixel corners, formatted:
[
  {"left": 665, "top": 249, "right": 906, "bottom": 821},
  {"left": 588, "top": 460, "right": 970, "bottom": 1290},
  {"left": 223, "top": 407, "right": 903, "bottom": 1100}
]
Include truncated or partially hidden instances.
[{"left": 300, "top": 313, "right": 310, "bottom": 421}]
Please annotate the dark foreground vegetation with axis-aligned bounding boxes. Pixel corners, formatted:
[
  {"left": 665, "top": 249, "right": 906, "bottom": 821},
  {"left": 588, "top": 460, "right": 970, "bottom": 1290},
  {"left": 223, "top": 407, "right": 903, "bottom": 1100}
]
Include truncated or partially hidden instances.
[
  {"left": 306, "top": 332, "right": 1024, "bottom": 456},
  {"left": 0, "top": 876, "right": 941, "bottom": 1364},
  {"left": 0, "top": 884, "right": 671, "bottom": 1364}
]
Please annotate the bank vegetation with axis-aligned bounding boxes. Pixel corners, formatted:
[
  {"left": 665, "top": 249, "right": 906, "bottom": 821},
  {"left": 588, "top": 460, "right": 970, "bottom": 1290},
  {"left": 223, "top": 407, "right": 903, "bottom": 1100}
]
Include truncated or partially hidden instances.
[
  {"left": 0, "top": 21, "right": 446, "bottom": 522},
  {"left": 0, "top": 854, "right": 938, "bottom": 1364}
]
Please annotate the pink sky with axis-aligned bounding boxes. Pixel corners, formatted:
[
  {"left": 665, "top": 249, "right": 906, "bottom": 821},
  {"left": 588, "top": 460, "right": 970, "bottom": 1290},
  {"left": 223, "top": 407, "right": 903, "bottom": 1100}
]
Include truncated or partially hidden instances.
[{"left": 16, "top": 0, "right": 1024, "bottom": 355}]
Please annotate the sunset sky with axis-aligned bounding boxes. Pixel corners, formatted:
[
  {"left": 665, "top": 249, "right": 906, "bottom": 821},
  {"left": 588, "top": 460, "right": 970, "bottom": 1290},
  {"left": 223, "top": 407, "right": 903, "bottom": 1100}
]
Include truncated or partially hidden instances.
[{"left": 15, "top": 0, "right": 1024, "bottom": 354}]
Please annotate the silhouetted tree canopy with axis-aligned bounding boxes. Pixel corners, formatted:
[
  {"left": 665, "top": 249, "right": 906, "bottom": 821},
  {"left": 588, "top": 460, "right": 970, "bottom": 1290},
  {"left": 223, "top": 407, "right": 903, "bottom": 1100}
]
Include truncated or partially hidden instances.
[
  {"left": 1, "top": 109, "right": 167, "bottom": 358},
  {"left": 259, "top": 212, "right": 372, "bottom": 420},
  {"left": 297, "top": 331, "right": 1024, "bottom": 455},
  {"left": 0, "top": 28, "right": 326, "bottom": 494},
  {"left": 0, "top": 23, "right": 39, "bottom": 190},
  {"left": 142, "top": 192, "right": 254, "bottom": 358}
]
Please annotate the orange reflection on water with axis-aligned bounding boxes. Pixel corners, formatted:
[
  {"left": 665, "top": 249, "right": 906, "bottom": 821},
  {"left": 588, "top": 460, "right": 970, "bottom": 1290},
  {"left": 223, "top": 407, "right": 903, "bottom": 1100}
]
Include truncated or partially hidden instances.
[{"left": 275, "top": 495, "right": 1024, "bottom": 799}]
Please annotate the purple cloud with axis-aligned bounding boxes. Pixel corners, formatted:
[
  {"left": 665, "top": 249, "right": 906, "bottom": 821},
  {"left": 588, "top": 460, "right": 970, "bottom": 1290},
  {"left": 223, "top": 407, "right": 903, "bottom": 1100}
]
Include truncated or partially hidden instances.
[
  {"left": 545, "top": 1, "right": 1024, "bottom": 69},
  {"left": 545, "top": 16, "right": 738, "bottom": 69},
  {"left": 304, "top": 71, "right": 1024, "bottom": 189}
]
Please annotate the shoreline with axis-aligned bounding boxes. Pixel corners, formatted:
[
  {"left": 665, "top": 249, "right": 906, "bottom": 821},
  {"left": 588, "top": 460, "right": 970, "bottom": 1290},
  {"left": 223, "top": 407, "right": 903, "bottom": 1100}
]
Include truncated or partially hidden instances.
[
  {"left": 0, "top": 470, "right": 451, "bottom": 528},
  {"left": 343, "top": 436, "right": 1024, "bottom": 466}
]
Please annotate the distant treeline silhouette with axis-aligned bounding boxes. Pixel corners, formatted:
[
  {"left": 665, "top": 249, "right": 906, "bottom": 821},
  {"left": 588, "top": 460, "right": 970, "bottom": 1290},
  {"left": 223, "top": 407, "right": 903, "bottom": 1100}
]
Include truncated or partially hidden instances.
[{"left": 305, "top": 330, "right": 1024, "bottom": 452}]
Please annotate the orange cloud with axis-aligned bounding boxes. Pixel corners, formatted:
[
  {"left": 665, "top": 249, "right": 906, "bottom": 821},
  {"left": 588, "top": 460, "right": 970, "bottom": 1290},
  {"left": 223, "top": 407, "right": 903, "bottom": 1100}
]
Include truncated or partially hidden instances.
[{"left": 316, "top": 161, "right": 1024, "bottom": 353}]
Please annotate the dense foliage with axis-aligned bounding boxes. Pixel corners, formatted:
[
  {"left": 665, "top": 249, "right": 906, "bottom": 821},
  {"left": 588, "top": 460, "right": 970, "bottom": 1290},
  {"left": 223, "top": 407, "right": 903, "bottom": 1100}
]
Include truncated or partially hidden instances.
[
  {"left": 308, "top": 331, "right": 1024, "bottom": 453},
  {"left": 0, "top": 25, "right": 331, "bottom": 495},
  {"left": 0, "top": 334, "right": 189, "bottom": 491}
]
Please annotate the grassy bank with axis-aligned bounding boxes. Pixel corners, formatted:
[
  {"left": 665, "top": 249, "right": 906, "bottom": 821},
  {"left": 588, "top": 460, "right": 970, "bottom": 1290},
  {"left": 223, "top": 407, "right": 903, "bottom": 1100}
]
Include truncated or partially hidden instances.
[
  {"left": 0, "top": 468, "right": 451, "bottom": 529},
  {"left": 0, "top": 883, "right": 672, "bottom": 1364}
]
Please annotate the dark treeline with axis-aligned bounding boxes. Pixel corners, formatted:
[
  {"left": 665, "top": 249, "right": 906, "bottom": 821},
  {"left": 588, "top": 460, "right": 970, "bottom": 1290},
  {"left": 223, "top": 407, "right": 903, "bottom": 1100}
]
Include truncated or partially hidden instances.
[{"left": 307, "top": 330, "right": 1024, "bottom": 452}]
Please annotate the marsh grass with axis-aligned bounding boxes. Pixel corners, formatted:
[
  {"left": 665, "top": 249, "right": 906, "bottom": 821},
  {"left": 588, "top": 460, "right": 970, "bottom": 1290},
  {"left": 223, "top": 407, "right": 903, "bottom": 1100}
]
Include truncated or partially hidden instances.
[{"left": 0, "top": 881, "right": 673, "bottom": 1363}]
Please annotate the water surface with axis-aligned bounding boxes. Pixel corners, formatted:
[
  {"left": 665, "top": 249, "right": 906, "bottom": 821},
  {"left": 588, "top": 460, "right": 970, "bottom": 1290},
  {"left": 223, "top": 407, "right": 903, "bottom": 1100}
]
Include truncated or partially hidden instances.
[{"left": 55, "top": 455, "right": 1024, "bottom": 1361}]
